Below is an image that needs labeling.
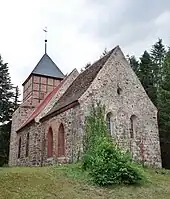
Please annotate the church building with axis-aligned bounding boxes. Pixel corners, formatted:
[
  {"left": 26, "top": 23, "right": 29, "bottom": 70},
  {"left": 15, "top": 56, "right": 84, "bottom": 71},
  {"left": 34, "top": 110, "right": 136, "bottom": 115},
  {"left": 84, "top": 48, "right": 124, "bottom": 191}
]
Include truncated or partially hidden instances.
[{"left": 9, "top": 43, "right": 162, "bottom": 167}]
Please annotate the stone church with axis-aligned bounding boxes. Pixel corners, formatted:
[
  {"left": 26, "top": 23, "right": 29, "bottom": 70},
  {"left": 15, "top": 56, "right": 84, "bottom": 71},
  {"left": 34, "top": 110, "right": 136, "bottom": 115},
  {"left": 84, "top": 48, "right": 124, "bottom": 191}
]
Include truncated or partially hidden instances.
[{"left": 9, "top": 45, "right": 162, "bottom": 167}]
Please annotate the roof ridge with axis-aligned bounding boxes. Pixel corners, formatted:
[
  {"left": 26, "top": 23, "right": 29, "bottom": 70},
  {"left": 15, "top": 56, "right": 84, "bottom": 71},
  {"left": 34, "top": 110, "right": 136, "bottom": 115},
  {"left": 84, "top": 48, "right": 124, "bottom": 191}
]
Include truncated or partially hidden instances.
[{"left": 43, "top": 46, "right": 117, "bottom": 119}]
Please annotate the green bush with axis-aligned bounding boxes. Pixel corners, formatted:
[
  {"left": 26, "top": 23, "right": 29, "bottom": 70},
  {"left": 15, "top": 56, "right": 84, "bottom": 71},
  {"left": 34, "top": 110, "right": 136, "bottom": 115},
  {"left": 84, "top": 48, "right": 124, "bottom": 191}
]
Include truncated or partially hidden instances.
[{"left": 82, "top": 103, "right": 145, "bottom": 186}]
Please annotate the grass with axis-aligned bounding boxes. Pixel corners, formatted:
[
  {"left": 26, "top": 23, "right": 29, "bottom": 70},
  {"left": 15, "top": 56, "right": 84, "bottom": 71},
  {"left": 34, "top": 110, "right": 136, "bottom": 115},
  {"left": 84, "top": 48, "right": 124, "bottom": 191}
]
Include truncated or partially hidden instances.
[{"left": 0, "top": 164, "right": 170, "bottom": 199}]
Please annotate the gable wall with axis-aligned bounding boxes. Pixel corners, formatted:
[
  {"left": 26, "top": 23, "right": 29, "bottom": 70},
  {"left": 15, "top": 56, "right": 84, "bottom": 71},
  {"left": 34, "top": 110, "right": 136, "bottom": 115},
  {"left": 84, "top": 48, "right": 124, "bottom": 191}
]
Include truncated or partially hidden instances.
[{"left": 79, "top": 47, "right": 161, "bottom": 168}]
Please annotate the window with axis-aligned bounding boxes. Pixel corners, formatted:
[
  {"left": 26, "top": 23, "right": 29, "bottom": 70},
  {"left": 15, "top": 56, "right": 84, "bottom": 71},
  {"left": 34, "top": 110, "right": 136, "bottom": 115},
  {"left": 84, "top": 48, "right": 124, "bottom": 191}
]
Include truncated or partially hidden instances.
[
  {"left": 58, "top": 123, "right": 65, "bottom": 157},
  {"left": 106, "top": 112, "right": 113, "bottom": 135},
  {"left": 26, "top": 133, "right": 29, "bottom": 157},
  {"left": 130, "top": 115, "right": 137, "bottom": 138},
  {"left": 18, "top": 137, "right": 21, "bottom": 159},
  {"left": 47, "top": 127, "right": 53, "bottom": 157}
]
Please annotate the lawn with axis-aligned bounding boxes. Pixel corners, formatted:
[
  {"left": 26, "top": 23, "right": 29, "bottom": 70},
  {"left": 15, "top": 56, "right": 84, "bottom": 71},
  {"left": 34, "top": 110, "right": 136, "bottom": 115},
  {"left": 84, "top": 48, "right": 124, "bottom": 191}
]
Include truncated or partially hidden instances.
[{"left": 0, "top": 164, "right": 170, "bottom": 199}]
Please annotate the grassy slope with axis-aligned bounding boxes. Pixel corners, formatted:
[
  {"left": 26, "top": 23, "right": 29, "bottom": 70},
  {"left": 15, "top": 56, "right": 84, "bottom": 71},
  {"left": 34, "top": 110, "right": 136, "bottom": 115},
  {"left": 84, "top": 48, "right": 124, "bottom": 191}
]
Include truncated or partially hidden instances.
[{"left": 0, "top": 165, "right": 170, "bottom": 199}]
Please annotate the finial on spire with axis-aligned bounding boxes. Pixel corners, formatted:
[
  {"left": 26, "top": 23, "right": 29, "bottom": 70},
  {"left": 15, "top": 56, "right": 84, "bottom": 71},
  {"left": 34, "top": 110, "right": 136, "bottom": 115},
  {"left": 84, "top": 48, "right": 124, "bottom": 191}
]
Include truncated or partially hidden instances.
[{"left": 43, "top": 27, "right": 48, "bottom": 54}]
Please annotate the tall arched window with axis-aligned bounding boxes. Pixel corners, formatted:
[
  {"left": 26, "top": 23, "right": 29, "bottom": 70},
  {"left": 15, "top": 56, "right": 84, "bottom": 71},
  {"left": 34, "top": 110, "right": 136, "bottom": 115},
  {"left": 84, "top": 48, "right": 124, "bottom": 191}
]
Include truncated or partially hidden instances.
[
  {"left": 18, "top": 137, "right": 21, "bottom": 159},
  {"left": 58, "top": 123, "right": 65, "bottom": 157},
  {"left": 130, "top": 115, "right": 137, "bottom": 138},
  {"left": 47, "top": 127, "right": 53, "bottom": 158},
  {"left": 106, "top": 112, "right": 113, "bottom": 135},
  {"left": 26, "top": 133, "right": 29, "bottom": 157}
]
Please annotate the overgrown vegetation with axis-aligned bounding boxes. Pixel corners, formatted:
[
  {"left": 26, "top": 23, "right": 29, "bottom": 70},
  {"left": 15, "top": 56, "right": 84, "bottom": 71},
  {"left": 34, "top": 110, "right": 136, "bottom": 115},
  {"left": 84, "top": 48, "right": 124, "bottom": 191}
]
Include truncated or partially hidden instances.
[{"left": 82, "top": 103, "right": 145, "bottom": 186}]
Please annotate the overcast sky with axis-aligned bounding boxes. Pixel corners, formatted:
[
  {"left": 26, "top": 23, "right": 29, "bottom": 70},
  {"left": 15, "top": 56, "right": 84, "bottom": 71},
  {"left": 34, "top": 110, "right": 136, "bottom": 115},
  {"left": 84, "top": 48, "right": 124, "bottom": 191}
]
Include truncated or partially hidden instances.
[{"left": 0, "top": 0, "right": 170, "bottom": 94}]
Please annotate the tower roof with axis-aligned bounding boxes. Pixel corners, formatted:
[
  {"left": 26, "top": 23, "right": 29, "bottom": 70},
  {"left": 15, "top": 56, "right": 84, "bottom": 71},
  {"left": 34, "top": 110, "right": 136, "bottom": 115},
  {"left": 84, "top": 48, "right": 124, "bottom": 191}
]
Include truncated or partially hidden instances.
[
  {"left": 23, "top": 53, "right": 65, "bottom": 85},
  {"left": 32, "top": 53, "right": 64, "bottom": 79}
]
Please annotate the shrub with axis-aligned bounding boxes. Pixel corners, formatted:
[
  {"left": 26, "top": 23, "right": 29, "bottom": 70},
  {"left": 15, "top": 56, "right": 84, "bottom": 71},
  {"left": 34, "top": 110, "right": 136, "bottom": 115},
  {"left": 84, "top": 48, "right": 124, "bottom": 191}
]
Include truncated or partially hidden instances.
[{"left": 82, "top": 102, "right": 145, "bottom": 186}]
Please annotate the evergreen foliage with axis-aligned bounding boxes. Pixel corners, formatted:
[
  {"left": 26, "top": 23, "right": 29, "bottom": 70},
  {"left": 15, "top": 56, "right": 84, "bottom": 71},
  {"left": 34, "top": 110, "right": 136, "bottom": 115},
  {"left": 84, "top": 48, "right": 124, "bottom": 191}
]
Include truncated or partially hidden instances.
[
  {"left": 158, "top": 49, "right": 170, "bottom": 168},
  {"left": 0, "top": 56, "right": 14, "bottom": 123},
  {"left": 13, "top": 86, "right": 20, "bottom": 110},
  {"left": 0, "top": 55, "right": 20, "bottom": 166},
  {"left": 0, "top": 122, "right": 11, "bottom": 166},
  {"left": 82, "top": 103, "right": 145, "bottom": 186},
  {"left": 139, "top": 51, "right": 157, "bottom": 105},
  {"left": 128, "top": 55, "right": 140, "bottom": 75},
  {"left": 150, "top": 38, "right": 166, "bottom": 104},
  {"left": 159, "top": 49, "right": 170, "bottom": 136}
]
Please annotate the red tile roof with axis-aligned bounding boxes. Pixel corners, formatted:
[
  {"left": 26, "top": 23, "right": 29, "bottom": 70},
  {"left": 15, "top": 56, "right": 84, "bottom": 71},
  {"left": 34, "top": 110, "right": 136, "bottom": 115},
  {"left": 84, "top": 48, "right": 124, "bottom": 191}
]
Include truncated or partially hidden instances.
[{"left": 17, "top": 81, "right": 64, "bottom": 132}]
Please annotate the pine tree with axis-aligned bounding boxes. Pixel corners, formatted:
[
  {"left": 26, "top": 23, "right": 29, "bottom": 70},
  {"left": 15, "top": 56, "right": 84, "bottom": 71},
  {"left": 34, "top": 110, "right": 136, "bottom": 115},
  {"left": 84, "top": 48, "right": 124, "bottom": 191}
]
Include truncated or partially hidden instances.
[
  {"left": 150, "top": 38, "right": 166, "bottom": 92},
  {"left": 158, "top": 49, "right": 170, "bottom": 168},
  {"left": 128, "top": 55, "right": 140, "bottom": 75},
  {"left": 0, "top": 122, "right": 11, "bottom": 166},
  {"left": 0, "top": 55, "right": 16, "bottom": 166},
  {"left": 0, "top": 55, "right": 14, "bottom": 123},
  {"left": 138, "top": 51, "right": 157, "bottom": 105},
  {"left": 13, "top": 86, "right": 20, "bottom": 111}
]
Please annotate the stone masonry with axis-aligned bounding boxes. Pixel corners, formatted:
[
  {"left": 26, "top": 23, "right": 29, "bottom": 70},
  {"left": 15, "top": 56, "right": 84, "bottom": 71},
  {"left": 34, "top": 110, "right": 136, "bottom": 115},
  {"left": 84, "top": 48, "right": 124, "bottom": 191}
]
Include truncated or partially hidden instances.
[{"left": 9, "top": 46, "right": 162, "bottom": 168}]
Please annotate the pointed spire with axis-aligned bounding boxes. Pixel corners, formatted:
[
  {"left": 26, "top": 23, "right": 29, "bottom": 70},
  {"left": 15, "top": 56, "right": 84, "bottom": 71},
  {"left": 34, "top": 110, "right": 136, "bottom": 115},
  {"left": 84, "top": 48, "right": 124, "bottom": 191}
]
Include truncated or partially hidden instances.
[{"left": 43, "top": 27, "right": 48, "bottom": 54}]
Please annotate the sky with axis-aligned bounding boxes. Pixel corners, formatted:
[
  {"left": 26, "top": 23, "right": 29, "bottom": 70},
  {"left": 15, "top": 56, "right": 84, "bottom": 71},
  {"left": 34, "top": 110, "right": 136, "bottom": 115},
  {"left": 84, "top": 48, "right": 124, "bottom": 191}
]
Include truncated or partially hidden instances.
[{"left": 0, "top": 0, "right": 170, "bottom": 95}]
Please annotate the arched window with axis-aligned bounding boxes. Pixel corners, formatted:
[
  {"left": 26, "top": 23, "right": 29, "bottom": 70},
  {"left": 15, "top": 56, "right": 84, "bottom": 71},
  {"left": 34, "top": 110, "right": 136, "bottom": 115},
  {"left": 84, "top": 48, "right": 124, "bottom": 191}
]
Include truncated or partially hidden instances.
[
  {"left": 130, "top": 115, "right": 137, "bottom": 138},
  {"left": 106, "top": 112, "right": 113, "bottom": 135},
  {"left": 58, "top": 123, "right": 65, "bottom": 157},
  {"left": 47, "top": 127, "right": 53, "bottom": 158},
  {"left": 26, "top": 133, "right": 29, "bottom": 157},
  {"left": 18, "top": 137, "right": 21, "bottom": 159}
]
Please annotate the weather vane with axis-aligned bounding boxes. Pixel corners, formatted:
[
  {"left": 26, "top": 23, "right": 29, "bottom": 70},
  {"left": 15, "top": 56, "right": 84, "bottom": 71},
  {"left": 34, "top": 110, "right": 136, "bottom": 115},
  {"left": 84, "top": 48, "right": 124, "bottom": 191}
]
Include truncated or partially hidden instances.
[{"left": 43, "top": 27, "right": 48, "bottom": 54}]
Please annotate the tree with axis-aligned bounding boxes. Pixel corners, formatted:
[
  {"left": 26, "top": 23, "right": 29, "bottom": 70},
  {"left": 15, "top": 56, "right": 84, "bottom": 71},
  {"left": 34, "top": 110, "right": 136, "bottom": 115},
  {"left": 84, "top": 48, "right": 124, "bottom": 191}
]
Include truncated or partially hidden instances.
[
  {"left": 158, "top": 48, "right": 170, "bottom": 168},
  {"left": 150, "top": 38, "right": 166, "bottom": 93},
  {"left": 0, "top": 122, "right": 11, "bottom": 166},
  {"left": 0, "top": 55, "right": 14, "bottom": 123},
  {"left": 138, "top": 51, "right": 157, "bottom": 105},
  {"left": 13, "top": 86, "right": 20, "bottom": 110},
  {"left": 0, "top": 55, "right": 19, "bottom": 166},
  {"left": 127, "top": 55, "right": 140, "bottom": 75}
]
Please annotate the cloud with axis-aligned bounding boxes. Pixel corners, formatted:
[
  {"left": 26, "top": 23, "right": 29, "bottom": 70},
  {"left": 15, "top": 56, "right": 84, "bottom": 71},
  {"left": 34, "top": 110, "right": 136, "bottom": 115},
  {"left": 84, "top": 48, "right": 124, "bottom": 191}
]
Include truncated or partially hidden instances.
[
  {"left": 80, "top": 0, "right": 170, "bottom": 49},
  {"left": 0, "top": 0, "right": 170, "bottom": 98}
]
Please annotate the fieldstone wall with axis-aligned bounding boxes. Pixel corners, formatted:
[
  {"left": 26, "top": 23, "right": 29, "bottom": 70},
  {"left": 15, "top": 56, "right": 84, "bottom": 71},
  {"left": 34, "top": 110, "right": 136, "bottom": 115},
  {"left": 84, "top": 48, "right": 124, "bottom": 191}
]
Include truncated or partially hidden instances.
[
  {"left": 9, "top": 104, "right": 35, "bottom": 166},
  {"left": 16, "top": 122, "right": 45, "bottom": 166},
  {"left": 15, "top": 105, "right": 82, "bottom": 166},
  {"left": 41, "top": 105, "right": 82, "bottom": 165},
  {"left": 79, "top": 46, "right": 162, "bottom": 168}
]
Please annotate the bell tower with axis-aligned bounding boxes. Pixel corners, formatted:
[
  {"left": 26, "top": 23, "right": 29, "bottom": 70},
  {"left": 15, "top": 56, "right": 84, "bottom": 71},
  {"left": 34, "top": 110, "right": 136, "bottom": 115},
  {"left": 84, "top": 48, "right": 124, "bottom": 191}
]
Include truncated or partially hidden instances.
[{"left": 22, "top": 34, "right": 64, "bottom": 106}]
